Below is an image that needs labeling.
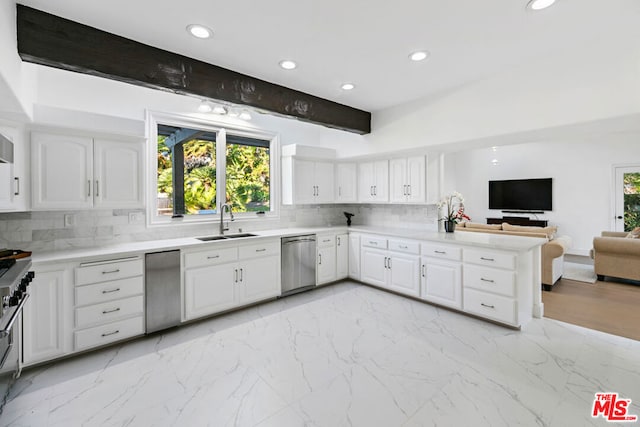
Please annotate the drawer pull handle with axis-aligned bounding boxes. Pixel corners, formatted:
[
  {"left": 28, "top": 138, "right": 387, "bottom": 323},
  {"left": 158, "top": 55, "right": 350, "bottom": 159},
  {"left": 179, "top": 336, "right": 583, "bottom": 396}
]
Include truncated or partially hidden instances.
[
  {"left": 207, "top": 255, "right": 220, "bottom": 259},
  {"left": 255, "top": 248, "right": 267, "bottom": 252},
  {"left": 369, "top": 241, "right": 378, "bottom": 245},
  {"left": 434, "top": 250, "right": 446, "bottom": 254},
  {"left": 323, "top": 239, "right": 331, "bottom": 243},
  {"left": 399, "top": 245, "right": 408, "bottom": 249},
  {"left": 102, "top": 269, "right": 120, "bottom": 274},
  {"left": 480, "top": 257, "right": 495, "bottom": 262},
  {"left": 102, "top": 288, "right": 121, "bottom": 294},
  {"left": 480, "top": 303, "right": 495, "bottom": 309},
  {"left": 101, "top": 330, "right": 120, "bottom": 337},
  {"left": 480, "top": 278, "right": 495, "bottom": 283},
  {"left": 102, "top": 308, "right": 121, "bottom": 314}
]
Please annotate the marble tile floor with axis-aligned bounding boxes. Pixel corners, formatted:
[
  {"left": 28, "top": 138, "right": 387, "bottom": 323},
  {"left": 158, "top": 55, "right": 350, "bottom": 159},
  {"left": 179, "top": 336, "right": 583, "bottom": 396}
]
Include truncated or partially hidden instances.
[{"left": 2, "top": 281, "right": 639, "bottom": 427}]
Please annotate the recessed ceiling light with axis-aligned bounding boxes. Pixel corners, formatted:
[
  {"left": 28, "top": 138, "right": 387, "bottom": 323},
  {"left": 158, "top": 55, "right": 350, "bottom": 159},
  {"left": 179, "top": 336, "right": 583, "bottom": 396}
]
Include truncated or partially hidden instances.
[
  {"left": 187, "top": 24, "right": 212, "bottom": 39},
  {"left": 527, "top": 0, "right": 556, "bottom": 11},
  {"left": 212, "top": 105, "right": 227, "bottom": 115},
  {"left": 341, "top": 83, "right": 355, "bottom": 91},
  {"left": 197, "top": 100, "right": 212, "bottom": 113},
  {"left": 409, "top": 51, "right": 430, "bottom": 62},
  {"left": 239, "top": 110, "right": 252, "bottom": 120},
  {"left": 279, "top": 60, "right": 297, "bottom": 70}
]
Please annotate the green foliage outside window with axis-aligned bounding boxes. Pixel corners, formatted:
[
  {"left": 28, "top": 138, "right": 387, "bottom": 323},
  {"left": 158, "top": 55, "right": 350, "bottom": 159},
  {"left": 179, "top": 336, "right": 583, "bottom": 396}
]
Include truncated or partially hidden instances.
[{"left": 624, "top": 173, "right": 640, "bottom": 231}]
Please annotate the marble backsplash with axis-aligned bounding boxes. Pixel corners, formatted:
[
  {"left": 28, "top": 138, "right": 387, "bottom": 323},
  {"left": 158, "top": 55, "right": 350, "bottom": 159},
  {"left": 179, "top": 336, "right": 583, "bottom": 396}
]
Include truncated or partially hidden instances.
[{"left": 0, "top": 204, "right": 439, "bottom": 252}]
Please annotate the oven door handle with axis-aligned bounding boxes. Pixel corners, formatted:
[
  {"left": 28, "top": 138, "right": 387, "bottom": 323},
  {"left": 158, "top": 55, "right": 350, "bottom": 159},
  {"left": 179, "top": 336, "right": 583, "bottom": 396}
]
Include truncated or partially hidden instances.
[{"left": 0, "top": 293, "right": 29, "bottom": 338}]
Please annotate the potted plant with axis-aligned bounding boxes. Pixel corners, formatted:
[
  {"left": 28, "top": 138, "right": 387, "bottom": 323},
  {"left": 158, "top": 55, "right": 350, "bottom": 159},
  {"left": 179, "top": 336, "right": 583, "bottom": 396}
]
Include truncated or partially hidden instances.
[{"left": 437, "top": 191, "right": 470, "bottom": 232}]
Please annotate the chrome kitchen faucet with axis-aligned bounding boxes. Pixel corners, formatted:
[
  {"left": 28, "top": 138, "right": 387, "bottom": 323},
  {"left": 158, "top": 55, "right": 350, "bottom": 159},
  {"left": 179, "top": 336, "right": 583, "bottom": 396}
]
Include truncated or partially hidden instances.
[{"left": 220, "top": 204, "right": 234, "bottom": 235}]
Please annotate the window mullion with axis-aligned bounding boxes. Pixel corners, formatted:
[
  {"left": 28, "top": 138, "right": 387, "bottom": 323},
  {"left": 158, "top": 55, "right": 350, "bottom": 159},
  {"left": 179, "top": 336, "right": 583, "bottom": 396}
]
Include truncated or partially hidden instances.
[{"left": 216, "top": 128, "right": 227, "bottom": 212}]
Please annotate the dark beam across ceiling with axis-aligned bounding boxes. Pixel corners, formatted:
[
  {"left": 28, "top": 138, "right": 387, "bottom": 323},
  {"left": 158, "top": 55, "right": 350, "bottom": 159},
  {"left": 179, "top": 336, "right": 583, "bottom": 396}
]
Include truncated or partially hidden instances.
[{"left": 16, "top": 5, "right": 371, "bottom": 134}]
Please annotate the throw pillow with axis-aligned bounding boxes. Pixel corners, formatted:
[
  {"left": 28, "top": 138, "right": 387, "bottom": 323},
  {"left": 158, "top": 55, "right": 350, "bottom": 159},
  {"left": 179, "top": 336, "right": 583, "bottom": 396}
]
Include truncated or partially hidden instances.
[
  {"left": 625, "top": 227, "right": 640, "bottom": 239},
  {"left": 464, "top": 222, "right": 502, "bottom": 230},
  {"left": 502, "top": 223, "right": 558, "bottom": 239}
]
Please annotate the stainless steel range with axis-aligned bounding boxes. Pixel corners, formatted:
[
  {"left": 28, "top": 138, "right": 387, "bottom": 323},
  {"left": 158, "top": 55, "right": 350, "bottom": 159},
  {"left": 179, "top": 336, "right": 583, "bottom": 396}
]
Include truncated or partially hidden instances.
[{"left": 0, "top": 258, "right": 34, "bottom": 414}]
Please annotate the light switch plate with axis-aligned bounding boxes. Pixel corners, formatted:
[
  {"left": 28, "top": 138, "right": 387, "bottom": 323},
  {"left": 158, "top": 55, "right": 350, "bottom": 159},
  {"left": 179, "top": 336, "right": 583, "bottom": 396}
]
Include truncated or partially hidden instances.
[
  {"left": 64, "top": 214, "right": 75, "bottom": 227},
  {"left": 128, "top": 212, "right": 144, "bottom": 224}
]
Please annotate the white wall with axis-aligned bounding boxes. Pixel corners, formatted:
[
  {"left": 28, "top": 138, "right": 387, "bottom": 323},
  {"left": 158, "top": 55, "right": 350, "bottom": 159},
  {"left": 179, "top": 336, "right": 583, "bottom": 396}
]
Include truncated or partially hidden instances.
[{"left": 450, "top": 134, "right": 640, "bottom": 255}]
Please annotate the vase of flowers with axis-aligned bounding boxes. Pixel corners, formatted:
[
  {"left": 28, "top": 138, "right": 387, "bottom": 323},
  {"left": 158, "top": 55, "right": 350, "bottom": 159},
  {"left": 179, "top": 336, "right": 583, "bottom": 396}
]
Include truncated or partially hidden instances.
[{"left": 437, "top": 191, "right": 470, "bottom": 232}]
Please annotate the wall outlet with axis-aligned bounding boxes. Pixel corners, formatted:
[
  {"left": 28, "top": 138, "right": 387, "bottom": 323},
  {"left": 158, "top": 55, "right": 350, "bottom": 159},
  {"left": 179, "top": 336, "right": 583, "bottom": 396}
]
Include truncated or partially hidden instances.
[
  {"left": 64, "top": 214, "right": 75, "bottom": 227},
  {"left": 128, "top": 212, "right": 144, "bottom": 224}
]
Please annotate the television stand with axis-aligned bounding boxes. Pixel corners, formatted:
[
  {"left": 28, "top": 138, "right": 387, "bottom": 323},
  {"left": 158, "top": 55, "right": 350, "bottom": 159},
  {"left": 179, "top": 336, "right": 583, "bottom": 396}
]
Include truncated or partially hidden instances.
[{"left": 487, "top": 217, "right": 548, "bottom": 227}]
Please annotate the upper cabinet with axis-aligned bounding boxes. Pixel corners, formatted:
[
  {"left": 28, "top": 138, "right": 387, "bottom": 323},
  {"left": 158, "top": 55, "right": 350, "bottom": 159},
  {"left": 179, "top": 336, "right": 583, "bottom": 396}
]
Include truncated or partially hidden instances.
[
  {"left": 335, "top": 162, "right": 357, "bottom": 203},
  {"left": 282, "top": 145, "right": 336, "bottom": 205},
  {"left": 31, "top": 131, "right": 144, "bottom": 210},
  {"left": 358, "top": 160, "right": 388, "bottom": 203},
  {"left": 390, "top": 156, "right": 426, "bottom": 203},
  {"left": 0, "top": 125, "right": 29, "bottom": 212}
]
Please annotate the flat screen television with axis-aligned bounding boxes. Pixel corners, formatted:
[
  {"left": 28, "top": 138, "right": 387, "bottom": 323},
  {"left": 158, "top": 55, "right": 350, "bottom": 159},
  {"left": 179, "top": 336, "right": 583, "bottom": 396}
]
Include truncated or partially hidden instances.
[{"left": 488, "top": 178, "right": 552, "bottom": 212}]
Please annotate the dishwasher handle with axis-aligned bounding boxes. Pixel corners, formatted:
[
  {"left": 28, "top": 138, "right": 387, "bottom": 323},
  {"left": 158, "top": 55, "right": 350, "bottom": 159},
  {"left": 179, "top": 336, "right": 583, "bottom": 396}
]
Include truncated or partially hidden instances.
[{"left": 282, "top": 238, "right": 316, "bottom": 244}]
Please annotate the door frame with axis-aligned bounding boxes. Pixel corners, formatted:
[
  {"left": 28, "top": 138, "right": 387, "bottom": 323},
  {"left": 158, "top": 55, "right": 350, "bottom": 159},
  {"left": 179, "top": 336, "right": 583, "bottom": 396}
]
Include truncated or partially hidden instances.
[{"left": 612, "top": 164, "right": 640, "bottom": 231}]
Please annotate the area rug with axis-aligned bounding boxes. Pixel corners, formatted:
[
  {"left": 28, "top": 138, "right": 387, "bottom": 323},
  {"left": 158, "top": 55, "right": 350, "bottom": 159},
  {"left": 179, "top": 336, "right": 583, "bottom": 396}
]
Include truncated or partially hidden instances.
[{"left": 563, "top": 262, "right": 597, "bottom": 283}]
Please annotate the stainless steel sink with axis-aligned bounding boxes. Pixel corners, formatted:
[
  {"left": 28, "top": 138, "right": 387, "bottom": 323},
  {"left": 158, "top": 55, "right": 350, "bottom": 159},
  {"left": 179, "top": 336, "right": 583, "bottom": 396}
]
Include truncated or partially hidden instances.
[
  {"left": 224, "top": 233, "right": 258, "bottom": 239},
  {"left": 196, "top": 236, "right": 228, "bottom": 241}
]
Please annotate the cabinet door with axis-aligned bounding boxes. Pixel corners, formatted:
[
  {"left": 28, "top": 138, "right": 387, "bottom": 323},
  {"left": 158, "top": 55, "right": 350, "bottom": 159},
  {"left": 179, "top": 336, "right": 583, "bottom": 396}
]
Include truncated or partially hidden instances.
[
  {"left": 94, "top": 139, "right": 144, "bottom": 208},
  {"left": 336, "top": 234, "right": 349, "bottom": 279},
  {"left": 335, "top": 163, "right": 357, "bottom": 203},
  {"left": 406, "top": 156, "right": 426, "bottom": 203},
  {"left": 184, "top": 263, "right": 237, "bottom": 320},
  {"left": 31, "top": 132, "right": 93, "bottom": 209},
  {"left": 293, "top": 159, "right": 316, "bottom": 204},
  {"left": 360, "top": 248, "right": 388, "bottom": 288},
  {"left": 389, "top": 253, "right": 420, "bottom": 297},
  {"left": 358, "top": 162, "right": 375, "bottom": 202},
  {"left": 421, "top": 258, "right": 462, "bottom": 309},
  {"left": 373, "top": 160, "right": 389, "bottom": 202},
  {"left": 23, "top": 269, "right": 67, "bottom": 365},
  {"left": 348, "top": 235, "right": 361, "bottom": 280},
  {"left": 389, "top": 158, "right": 407, "bottom": 203},
  {"left": 240, "top": 255, "right": 280, "bottom": 305},
  {"left": 0, "top": 126, "right": 28, "bottom": 211},
  {"left": 314, "top": 161, "right": 335, "bottom": 203},
  {"left": 317, "top": 245, "right": 337, "bottom": 285}
]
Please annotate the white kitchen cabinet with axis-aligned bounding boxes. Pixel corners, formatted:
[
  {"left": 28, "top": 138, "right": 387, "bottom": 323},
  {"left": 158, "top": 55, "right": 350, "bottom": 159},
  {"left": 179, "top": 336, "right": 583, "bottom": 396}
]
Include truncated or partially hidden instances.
[
  {"left": 336, "top": 233, "right": 349, "bottom": 279},
  {"left": 360, "top": 235, "right": 421, "bottom": 297},
  {"left": 421, "top": 242, "right": 462, "bottom": 309},
  {"left": 31, "top": 131, "right": 144, "bottom": 210},
  {"left": 335, "top": 163, "right": 357, "bottom": 203},
  {"left": 358, "top": 160, "right": 388, "bottom": 202},
  {"left": 348, "top": 234, "right": 361, "bottom": 280},
  {"left": 390, "top": 156, "right": 425, "bottom": 203},
  {"left": 0, "top": 126, "right": 29, "bottom": 211},
  {"left": 282, "top": 157, "right": 334, "bottom": 204},
  {"left": 184, "top": 239, "right": 280, "bottom": 321},
  {"left": 23, "top": 264, "right": 74, "bottom": 366},
  {"left": 317, "top": 234, "right": 337, "bottom": 285}
]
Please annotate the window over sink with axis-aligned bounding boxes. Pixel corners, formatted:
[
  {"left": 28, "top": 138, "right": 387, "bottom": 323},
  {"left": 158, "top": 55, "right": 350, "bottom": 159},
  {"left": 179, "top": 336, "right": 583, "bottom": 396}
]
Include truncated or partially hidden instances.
[{"left": 148, "top": 112, "right": 279, "bottom": 224}]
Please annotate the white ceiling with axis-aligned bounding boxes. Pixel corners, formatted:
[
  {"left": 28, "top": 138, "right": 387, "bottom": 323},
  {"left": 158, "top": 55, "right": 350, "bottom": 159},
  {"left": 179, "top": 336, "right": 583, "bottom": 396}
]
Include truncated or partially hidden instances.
[{"left": 16, "top": 0, "right": 640, "bottom": 112}]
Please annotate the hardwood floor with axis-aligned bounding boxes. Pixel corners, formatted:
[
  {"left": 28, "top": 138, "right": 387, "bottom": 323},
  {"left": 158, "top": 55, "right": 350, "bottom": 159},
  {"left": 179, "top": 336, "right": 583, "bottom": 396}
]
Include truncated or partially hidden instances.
[{"left": 542, "top": 277, "right": 640, "bottom": 341}]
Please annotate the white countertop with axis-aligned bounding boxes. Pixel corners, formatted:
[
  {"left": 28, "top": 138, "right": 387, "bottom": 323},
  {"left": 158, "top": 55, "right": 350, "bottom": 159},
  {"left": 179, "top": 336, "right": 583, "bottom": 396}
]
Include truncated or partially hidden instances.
[{"left": 32, "top": 224, "right": 545, "bottom": 264}]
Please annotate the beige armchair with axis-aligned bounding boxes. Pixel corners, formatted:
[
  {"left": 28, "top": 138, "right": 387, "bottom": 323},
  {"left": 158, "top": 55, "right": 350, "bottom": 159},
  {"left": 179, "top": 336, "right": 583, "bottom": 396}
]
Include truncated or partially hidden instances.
[{"left": 592, "top": 231, "right": 640, "bottom": 282}]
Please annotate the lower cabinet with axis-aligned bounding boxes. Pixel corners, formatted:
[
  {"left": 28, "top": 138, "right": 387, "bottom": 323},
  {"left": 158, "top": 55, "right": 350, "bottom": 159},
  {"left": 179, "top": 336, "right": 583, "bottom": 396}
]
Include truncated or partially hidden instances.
[
  {"left": 421, "top": 258, "right": 462, "bottom": 309},
  {"left": 360, "top": 236, "right": 421, "bottom": 297},
  {"left": 23, "top": 265, "right": 73, "bottom": 366},
  {"left": 336, "top": 233, "right": 349, "bottom": 280},
  {"left": 184, "top": 240, "right": 280, "bottom": 321},
  {"left": 348, "top": 234, "right": 361, "bottom": 280}
]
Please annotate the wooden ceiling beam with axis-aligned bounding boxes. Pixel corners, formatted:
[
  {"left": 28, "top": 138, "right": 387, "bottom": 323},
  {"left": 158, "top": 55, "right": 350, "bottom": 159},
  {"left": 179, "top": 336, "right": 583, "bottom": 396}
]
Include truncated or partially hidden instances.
[{"left": 16, "top": 5, "right": 371, "bottom": 134}]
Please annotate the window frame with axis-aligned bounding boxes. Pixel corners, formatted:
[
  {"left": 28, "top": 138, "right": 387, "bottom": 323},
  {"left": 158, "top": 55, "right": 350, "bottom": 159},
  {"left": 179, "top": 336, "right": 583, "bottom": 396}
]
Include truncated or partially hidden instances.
[{"left": 146, "top": 110, "right": 280, "bottom": 226}]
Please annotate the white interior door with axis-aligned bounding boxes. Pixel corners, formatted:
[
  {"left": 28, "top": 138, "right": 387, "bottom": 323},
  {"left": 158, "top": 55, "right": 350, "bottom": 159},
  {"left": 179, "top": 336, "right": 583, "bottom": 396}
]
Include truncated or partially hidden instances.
[{"left": 614, "top": 166, "right": 640, "bottom": 232}]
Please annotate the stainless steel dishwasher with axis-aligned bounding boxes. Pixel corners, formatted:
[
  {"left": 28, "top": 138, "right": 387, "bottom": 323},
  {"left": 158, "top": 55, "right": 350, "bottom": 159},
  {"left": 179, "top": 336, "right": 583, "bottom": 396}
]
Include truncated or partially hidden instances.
[
  {"left": 281, "top": 235, "right": 317, "bottom": 296},
  {"left": 145, "top": 250, "right": 181, "bottom": 333}
]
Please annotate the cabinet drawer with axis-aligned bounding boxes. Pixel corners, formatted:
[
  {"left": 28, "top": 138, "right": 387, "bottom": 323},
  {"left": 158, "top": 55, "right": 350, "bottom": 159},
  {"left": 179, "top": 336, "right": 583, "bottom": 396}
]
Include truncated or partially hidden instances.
[
  {"left": 75, "top": 276, "right": 144, "bottom": 306},
  {"left": 463, "top": 248, "right": 516, "bottom": 270},
  {"left": 238, "top": 241, "right": 280, "bottom": 259},
  {"left": 361, "top": 235, "right": 388, "bottom": 249},
  {"left": 184, "top": 247, "right": 237, "bottom": 268},
  {"left": 388, "top": 239, "right": 419, "bottom": 255},
  {"left": 464, "top": 265, "right": 515, "bottom": 297},
  {"left": 317, "top": 235, "right": 336, "bottom": 248},
  {"left": 421, "top": 243, "right": 462, "bottom": 261},
  {"left": 463, "top": 288, "right": 516, "bottom": 325},
  {"left": 75, "top": 258, "right": 143, "bottom": 285},
  {"left": 74, "top": 316, "right": 144, "bottom": 351},
  {"left": 75, "top": 295, "right": 144, "bottom": 329}
]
